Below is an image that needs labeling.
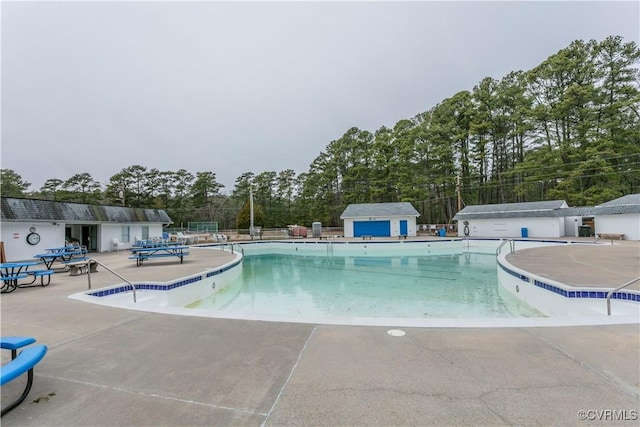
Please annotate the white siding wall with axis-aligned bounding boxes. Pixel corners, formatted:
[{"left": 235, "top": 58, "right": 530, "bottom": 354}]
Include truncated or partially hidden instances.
[
  {"left": 1, "top": 222, "right": 167, "bottom": 260},
  {"left": 1, "top": 222, "right": 66, "bottom": 262},
  {"left": 342, "top": 217, "right": 417, "bottom": 238},
  {"left": 100, "top": 224, "right": 126, "bottom": 252},
  {"left": 458, "top": 217, "right": 564, "bottom": 238},
  {"left": 343, "top": 219, "right": 354, "bottom": 237},
  {"left": 564, "top": 216, "right": 582, "bottom": 237},
  {"left": 99, "top": 224, "right": 165, "bottom": 252},
  {"left": 594, "top": 214, "right": 640, "bottom": 241}
]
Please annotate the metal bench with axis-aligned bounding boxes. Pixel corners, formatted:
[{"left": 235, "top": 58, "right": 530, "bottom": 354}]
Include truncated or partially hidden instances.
[
  {"left": 1, "top": 336, "right": 36, "bottom": 359},
  {"left": 25, "top": 270, "right": 55, "bottom": 286},
  {"left": 1, "top": 337, "right": 48, "bottom": 417},
  {"left": 597, "top": 233, "right": 625, "bottom": 244},
  {"left": 1, "top": 274, "right": 28, "bottom": 293},
  {"left": 64, "top": 259, "right": 98, "bottom": 276},
  {"left": 128, "top": 247, "right": 190, "bottom": 266}
]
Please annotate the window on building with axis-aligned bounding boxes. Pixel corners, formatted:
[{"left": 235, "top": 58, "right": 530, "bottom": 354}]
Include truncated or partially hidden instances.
[{"left": 121, "top": 226, "right": 130, "bottom": 243}]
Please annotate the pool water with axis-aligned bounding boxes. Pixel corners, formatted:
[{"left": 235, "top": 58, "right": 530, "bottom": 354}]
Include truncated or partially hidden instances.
[{"left": 187, "top": 251, "right": 545, "bottom": 319}]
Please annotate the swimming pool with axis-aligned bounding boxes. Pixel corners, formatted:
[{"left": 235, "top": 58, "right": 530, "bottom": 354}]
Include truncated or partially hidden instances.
[
  {"left": 185, "top": 251, "right": 544, "bottom": 320},
  {"left": 72, "top": 239, "right": 640, "bottom": 327}
]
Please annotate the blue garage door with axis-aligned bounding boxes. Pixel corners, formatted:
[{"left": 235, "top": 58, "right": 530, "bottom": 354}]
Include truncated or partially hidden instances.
[{"left": 354, "top": 220, "right": 391, "bottom": 237}]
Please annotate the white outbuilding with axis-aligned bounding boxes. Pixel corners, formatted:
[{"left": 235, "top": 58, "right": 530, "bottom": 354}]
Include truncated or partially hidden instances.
[
  {"left": 340, "top": 202, "right": 420, "bottom": 238},
  {"left": 453, "top": 195, "right": 640, "bottom": 240},
  {"left": 592, "top": 194, "right": 640, "bottom": 241},
  {"left": 452, "top": 200, "right": 570, "bottom": 238}
]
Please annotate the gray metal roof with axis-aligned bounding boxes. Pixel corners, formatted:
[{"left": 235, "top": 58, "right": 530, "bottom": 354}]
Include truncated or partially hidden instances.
[
  {"left": 452, "top": 200, "right": 568, "bottom": 220},
  {"left": 593, "top": 194, "right": 640, "bottom": 215},
  {"left": 453, "top": 195, "right": 640, "bottom": 220},
  {"left": 557, "top": 207, "right": 596, "bottom": 217},
  {"left": 340, "top": 202, "right": 420, "bottom": 219},
  {"left": 1, "top": 197, "right": 173, "bottom": 224}
]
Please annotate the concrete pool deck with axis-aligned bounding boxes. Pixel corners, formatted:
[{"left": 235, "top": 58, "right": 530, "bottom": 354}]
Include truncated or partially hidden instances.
[{"left": 1, "top": 239, "right": 638, "bottom": 426}]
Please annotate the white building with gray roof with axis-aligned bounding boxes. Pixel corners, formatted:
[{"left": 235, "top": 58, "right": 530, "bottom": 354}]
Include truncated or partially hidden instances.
[
  {"left": 592, "top": 194, "right": 640, "bottom": 240},
  {"left": 453, "top": 195, "right": 640, "bottom": 240},
  {"left": 452, "top": 200, "right": 570, "bottom": 238},
  {"left": 340, "top": 202, "right": 420, "bottom": 238},
  {"left": 1, "top": 197, "right": 172, "bottom": 261}
]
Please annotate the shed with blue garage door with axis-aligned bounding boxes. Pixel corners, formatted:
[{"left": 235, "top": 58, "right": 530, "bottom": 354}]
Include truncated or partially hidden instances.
[{"left": 340, "top": 202, "right": 420, "bottom": 238}]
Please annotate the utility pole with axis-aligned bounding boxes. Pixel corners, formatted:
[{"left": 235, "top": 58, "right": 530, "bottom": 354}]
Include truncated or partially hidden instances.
[
  {"left": 456, "top": 174, "right": 461, "bottom": 212},
  {"left": 119, "top": 183, "right": 126, "bottom": 207},
  {"left": 249, "top": 183, "right": 254, "bottom": 241}
]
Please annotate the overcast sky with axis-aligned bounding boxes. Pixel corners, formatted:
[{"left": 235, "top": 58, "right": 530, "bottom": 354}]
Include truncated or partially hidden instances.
[{"left": 2, "top": 1, "right": 638, "bottom": 194}]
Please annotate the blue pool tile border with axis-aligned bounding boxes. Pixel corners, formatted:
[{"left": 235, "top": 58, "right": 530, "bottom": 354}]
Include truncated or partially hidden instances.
[
  {"left": 88, "top": 258, "right": 242, "bottom": 298},
  {"left": 498, "top": 263, "right": 530, "bottom": 282},
  {"left": 498, "top": 261, "right": 639, "bottom": 303}
]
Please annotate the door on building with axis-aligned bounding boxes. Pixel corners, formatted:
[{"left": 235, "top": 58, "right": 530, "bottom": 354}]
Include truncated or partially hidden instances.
[
  {"left": 82, "top": 225, "right": 98, "bottom": 252},
  {"left": 400, "top": 220, "right": 408, "bottom": 236},
  {"left": 353, "top": 220, "right": 391, "bottom": 237}
]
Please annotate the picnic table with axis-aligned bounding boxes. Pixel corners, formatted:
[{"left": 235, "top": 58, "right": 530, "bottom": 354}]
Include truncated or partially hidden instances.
[
  {"left": 129, "top": 245, "right": 190, "bottom": 267},
  {"left": 45, "top": 245, "right": 77, "bottom": 253},
  {"left": 34, "top": 246, "right": 88, "bottom": 269},
  {"left": 1, "top": 261, "right": 54, "bottom": 293},
  {"left": 132, "top": 240, "right": 178, "bottom": 248}
]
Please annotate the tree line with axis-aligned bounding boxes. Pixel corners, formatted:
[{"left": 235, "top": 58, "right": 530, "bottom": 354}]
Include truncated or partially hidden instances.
[{"left": 2, "top": 36, "right": 639, "bottom": 228}]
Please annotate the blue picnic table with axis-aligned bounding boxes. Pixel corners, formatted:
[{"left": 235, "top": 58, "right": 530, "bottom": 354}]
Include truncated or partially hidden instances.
[
  {"left": 1, "top": 261, "right": 54, "bottom": 293},
  {"left": 44, "top": 245, "right": 77, "bottom": 253},
  {"left": 34, "top": 246, "right": 88, "bottom": 269},
  {"left": 129, "top": 245, "right": 190, "bottom": 267}
]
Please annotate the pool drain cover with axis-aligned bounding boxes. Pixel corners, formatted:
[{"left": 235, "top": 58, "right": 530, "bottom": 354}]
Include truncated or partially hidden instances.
[{"left": 387, "top": 329, "right": 406, "bottom": 337}]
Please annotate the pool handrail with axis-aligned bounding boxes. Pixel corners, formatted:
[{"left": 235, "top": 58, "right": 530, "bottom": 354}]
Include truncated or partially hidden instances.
[
  {"left": 85, "top": 258, "right": 137, "bottom": 303},
  {"left": 219, "top": 242, "right": 244, "bottom": 255},
  {"left": 606, "top": 276, "right": 640, "bottom": 315}
]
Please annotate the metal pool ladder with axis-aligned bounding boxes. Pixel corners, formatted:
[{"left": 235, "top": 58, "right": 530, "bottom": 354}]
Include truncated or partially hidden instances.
[
  {"left": 326, "top": 235, "right": 335, "bottom": 257},
  {"left": 219, "top": 242, "right": 243, "bottom": 255},
  {"left": 606, "top": 276, "right": 640, "bottom": 315},
  {"left": 496, "top": 239, "right": 515, "bottom": 255}
]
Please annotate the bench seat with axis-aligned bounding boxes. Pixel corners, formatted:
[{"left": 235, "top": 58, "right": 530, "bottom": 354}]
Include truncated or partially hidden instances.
[
  {"left": 597, "top": 233, "right": 625, "bottom": 240},
  {"left": 26, "top": 270, "right": 55, "bottom": 286},
  {"left": 1, "top": 344, "right": 48, "bottom": 416},
  {"left": 1, "top": 345, "right": 47, "bottom": 386},
  {"left": 129, "top": 251, "right": 190, "bottom": 266},
  {"left": 62, "top": 257, "right": 88, "bottom": 264},
  {"left": 1, "top": 273, "right": 28, "bottom": 282},
  {"left": 28, "top": 270, "right": 55, "bottom": 276},
  {"left": 1, "top": 336, "right": 36, "bottom": 358},
  {"left": 129, "top": 252, "right": 190, "bottom": 259},
  {"left": 64, "top": 259, "right": 98, "bottom": 276}
]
